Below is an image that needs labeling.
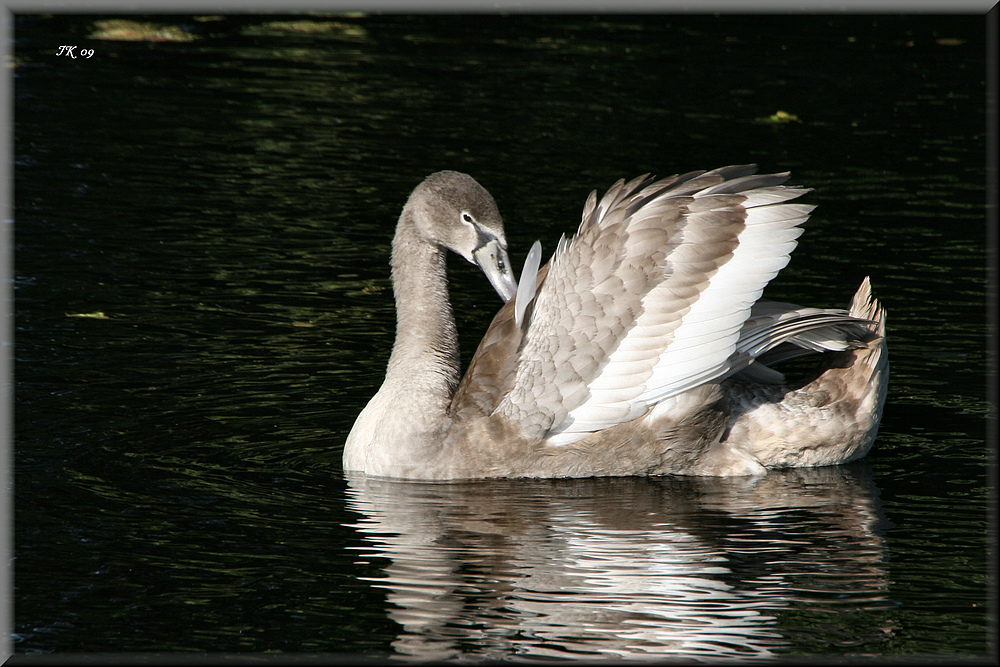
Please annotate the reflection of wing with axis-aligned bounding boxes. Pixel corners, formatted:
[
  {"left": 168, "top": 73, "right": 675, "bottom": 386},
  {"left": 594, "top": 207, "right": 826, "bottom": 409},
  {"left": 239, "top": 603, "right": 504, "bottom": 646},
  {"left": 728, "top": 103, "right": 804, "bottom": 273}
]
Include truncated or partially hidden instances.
[
  {"left": 345, "top": 466, "right": 889, "bottom": 660},
  {"left": 496, "top": 166, "right": 813, "bottom": 445}
]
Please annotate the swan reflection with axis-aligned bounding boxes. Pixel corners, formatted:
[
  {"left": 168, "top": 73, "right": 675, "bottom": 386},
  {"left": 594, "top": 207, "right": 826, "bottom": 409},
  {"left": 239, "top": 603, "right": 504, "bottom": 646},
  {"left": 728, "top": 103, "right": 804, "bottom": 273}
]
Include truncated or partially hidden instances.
[{"left": 345, "top": 464, "right": 891, "bottom": 660}]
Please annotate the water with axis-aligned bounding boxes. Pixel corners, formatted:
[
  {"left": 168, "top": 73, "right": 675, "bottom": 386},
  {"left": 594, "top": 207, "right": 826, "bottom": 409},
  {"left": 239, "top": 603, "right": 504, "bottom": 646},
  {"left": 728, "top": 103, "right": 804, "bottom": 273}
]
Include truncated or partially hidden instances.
[
  {"left": 346, "top": 468, "right": 896, "bottom": 660},
  {"left": 11, "top": 13, "right": 992, "bottom": 660}
]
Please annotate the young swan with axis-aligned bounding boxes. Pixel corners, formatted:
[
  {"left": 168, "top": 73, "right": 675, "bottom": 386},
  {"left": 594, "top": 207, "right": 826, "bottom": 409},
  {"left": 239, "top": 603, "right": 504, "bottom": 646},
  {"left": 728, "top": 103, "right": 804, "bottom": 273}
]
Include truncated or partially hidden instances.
[{"left": 343, "top": 167, "right": 888, "bottom": 480}]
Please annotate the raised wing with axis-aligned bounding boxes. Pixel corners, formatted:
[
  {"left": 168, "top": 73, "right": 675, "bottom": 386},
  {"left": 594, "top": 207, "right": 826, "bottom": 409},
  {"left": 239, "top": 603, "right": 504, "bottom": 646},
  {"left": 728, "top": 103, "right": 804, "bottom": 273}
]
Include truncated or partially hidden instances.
[{"left": 496, "top": 165, "right": 815, "bottom": 446}]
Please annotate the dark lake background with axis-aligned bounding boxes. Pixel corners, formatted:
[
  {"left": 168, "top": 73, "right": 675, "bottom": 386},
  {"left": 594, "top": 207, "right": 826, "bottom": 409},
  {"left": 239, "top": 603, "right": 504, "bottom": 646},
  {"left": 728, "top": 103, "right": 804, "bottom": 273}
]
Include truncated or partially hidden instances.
[{"left": 11, "top": 12, "right": 993, "bottom": 661}]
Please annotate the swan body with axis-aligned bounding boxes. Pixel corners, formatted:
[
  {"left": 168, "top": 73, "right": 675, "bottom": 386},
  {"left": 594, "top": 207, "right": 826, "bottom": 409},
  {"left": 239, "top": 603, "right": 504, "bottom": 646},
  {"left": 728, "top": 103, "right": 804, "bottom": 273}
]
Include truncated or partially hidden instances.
[{"left": 343, "top": 167, "right": 888, "bottom": 479}]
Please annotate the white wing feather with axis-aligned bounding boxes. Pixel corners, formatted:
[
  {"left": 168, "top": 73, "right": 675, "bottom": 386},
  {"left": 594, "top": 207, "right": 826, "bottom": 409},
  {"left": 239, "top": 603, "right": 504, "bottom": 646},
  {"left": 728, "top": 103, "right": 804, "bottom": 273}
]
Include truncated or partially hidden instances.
[{"left": 499, "top": 167, "right": 817, "bottom": 445}]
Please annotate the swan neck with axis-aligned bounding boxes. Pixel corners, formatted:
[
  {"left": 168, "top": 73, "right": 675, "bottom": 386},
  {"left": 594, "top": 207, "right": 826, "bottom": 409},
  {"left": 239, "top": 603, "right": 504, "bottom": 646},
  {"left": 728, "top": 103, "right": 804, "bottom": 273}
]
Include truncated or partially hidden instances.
[{"left": 386, "top": 208, "right": 461, "bottom": 399}]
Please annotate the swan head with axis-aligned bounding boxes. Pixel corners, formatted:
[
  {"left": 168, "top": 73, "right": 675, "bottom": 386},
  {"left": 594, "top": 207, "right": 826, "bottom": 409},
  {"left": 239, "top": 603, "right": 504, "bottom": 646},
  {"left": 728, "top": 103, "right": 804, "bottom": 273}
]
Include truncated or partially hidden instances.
[{"left": 409, "top": 171, "right": 518, "bottom": 302}]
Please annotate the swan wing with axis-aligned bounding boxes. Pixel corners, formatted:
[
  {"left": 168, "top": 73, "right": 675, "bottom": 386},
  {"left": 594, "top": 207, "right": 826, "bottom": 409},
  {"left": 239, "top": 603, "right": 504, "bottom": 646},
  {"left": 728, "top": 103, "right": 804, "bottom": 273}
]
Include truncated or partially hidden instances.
[{"left": 497, "top": 165, "right": 815, "bottom": 445}]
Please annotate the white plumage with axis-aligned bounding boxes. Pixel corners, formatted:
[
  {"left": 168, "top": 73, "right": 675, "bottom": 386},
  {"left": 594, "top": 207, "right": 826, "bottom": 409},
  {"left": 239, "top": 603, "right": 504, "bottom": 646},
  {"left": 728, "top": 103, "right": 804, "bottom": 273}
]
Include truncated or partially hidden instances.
[{"left": 344, "top": 166, "right": 888, "bottom": 480}]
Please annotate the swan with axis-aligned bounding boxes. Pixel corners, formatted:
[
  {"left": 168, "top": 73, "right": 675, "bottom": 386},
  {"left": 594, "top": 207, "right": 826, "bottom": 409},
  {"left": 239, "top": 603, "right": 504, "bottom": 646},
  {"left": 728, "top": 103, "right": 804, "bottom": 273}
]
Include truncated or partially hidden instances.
[{"left": 343, "top": 166, "right": 888, "bottom": 479}]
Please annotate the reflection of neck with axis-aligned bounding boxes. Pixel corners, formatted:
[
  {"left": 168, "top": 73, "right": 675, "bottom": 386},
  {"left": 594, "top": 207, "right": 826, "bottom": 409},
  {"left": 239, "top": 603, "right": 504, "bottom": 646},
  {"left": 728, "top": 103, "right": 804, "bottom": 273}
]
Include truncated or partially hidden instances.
[
  {"left": 386, "top": 207, "right": 460, "bottom": 413},
  {"left": 346, "top": 467, "right": 886, "bottom": 660}
]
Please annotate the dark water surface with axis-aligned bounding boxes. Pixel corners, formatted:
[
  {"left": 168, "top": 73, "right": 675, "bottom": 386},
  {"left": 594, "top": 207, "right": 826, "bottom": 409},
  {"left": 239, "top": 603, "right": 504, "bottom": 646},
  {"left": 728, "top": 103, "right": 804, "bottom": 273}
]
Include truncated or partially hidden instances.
[{"left": 12, "top": 13, "right": 992, "bottom": 660}]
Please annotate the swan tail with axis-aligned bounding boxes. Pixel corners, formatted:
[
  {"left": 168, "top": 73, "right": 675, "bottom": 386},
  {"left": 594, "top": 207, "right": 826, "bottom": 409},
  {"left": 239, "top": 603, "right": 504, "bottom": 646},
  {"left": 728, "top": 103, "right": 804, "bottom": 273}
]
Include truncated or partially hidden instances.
[{"left": 722, "top": 277, "right": 889, "bottom": 470}]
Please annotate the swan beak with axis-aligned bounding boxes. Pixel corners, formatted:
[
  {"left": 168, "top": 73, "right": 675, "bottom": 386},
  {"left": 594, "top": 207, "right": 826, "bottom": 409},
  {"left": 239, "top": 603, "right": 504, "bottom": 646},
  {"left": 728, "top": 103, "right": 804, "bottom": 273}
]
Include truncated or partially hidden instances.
[{"left": 473, "top": 239, "right": 518, "bottom": 303}]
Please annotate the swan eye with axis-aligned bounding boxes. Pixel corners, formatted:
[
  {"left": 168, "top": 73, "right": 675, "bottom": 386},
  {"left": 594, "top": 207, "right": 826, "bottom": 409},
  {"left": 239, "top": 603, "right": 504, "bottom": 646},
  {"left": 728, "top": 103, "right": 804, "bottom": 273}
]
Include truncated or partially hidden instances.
[
  {"left": 497, "top": 255, "right": 506, "bottom": 273},
  {"left": 461, "top": 212, "right": 475, "bottom": 224}
]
